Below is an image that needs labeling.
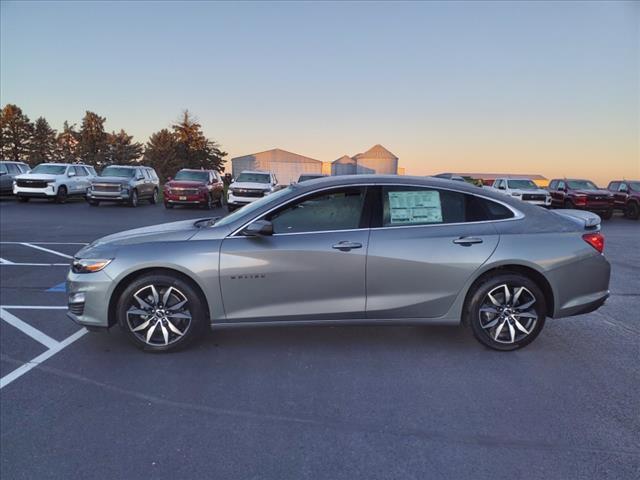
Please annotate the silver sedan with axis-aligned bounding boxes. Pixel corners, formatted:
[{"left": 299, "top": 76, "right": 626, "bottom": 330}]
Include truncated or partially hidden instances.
[{"left": 66, "top": 175, "right": 611, "bottom": 352}]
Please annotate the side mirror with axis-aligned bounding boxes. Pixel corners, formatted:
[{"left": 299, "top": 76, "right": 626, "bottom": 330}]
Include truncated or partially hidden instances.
[
  {"left": 0, "top": 171, "right": 6, "bottom": 176},
  {"left": 498, "top": 185, "right": 505, "bottom": 190},
  {"left": 166, "top": 176, "right": 172, "bottom": 182},
  {"left": 68, "top": 171, "right": 76, "bottom": 177},
  {"left": 242, "top": 219, "right": 273, "bottom": 236}
]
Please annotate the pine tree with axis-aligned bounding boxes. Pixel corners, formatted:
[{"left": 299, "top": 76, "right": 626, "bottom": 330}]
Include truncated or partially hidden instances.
[
  {"left": 143, "top": 129, "right": 179, "bottom": 181},
  {"left": 0, "top": 104, "right": 33, "bottom": 162},
  {"left": 29, "top": 117, "right": 57, "bottom": 165},
  {"left": 56, "top": 121, "right": 80, "bottom": 163},
  {"left": 106, "top": 129, "right": 143, "bottom": 165},
  {"left": 172, "top": 110, "right": 227, "bottom": 172},
  {"left": 77, "top": 111, "right": 108, "bottom": 167}
]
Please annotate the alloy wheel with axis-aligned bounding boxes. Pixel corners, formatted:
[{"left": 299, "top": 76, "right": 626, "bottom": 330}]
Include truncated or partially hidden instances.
[
  {"left": 478, "top": 284, "right": 538, "bottom": 344},
  {"left": 126, "top": 284, "right": 192, "bottom": 346}
]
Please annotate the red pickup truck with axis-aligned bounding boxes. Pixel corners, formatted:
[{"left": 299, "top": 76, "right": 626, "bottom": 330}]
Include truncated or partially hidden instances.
[
  {"left": 607, "top": 180, "right": 640, "bottom": 220},
  {"left": 164, "top": 169, "right": 225, "bottom": 209},
  {"left": 548, "top": 179, "right": 614, "bottom": 219}
]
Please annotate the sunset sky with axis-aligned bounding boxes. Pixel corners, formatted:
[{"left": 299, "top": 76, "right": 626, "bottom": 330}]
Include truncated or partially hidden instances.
[{"left": 1, "top": 1, "right": 638, "bottom": 184}]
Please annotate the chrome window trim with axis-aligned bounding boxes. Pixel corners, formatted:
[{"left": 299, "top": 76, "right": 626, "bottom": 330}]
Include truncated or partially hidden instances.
[{"left": 228, "top": 183, "right": 524, "bottom": 238}]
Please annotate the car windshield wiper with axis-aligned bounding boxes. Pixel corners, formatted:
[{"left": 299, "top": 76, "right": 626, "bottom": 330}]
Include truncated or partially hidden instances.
[{"left": 194, "top": 217, "right": 220, "bottom": 228}]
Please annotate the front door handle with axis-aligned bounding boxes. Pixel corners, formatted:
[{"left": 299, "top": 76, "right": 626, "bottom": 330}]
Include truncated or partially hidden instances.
[
  {"left": 453, "top": 236, "right": 484, "bottom": 246},
  {"left": 332, "top": 241, "right": 362, "bottom": 251}
]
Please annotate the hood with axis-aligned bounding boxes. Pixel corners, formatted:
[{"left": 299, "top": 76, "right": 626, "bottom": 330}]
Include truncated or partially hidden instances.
[
  {"left": 92, "top": 176, "right": 130, "bottom": 185},
  {"left": 76, "top": 218, "right": 211, "bottom": 258},
  {"left": 572, "top": 189, "right": 612, "bottom": 196},
  {"left": 230, "top": 181, "right": 271, "bottom": 190},
  {"left": 166, "top": 180, "right": 206, "bottom": 188},
  {"left": 15, "top": 173, "right": 58, "bottom": 181}
]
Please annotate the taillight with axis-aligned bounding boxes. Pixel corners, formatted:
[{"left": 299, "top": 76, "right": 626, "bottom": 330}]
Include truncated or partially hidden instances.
[{"left": 583, "top": 232, "right": 605, "bottom": 253}]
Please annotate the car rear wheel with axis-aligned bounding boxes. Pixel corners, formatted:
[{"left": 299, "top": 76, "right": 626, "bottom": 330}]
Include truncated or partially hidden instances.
[
  {"left": 56, "top": 186, "right": 68, "bottom": 204},
  {"left": 128, "top": 189, "right": 138, "bottom": 208},
  {"left": 116, "top": 273, "right": 207, "bottom": 352},
  {"left": 625, "top": 202, "right": 639, "bottom": 220},
  {"left": 465, "top": 274, "right": 547, "bottom": 351},
  {"left": 150, "top": 188, "right": 159, "bottom": 205}
]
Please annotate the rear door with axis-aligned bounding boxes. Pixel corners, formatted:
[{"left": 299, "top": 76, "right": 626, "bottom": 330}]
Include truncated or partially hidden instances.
[
  {"left": 366, "top": 185, "right": 503, "bottom": 319},
  {"left": 219, "top": 186, "right": 371, "bottom": 322}
]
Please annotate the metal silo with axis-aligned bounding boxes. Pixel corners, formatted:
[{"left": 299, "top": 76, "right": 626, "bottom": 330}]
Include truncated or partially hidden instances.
[{"left": 354, "top": 144, "right": 398, "bottom": 175}]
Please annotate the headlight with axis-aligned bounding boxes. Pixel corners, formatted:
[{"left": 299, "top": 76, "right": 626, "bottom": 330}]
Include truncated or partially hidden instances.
[{"left": 72, "top": 258, "right": 112, "bottom": 274}]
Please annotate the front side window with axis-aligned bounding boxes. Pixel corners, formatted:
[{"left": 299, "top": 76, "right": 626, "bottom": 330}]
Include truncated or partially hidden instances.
[
  {"left": 380, "top": 186, "right": 513, "bottom": 227},
  {"left": 236, "top": 172, "right": 270, "bottom": 184},
  {"left": 19, "top": 164, "right": 30, "bottom": 173},
  {"left": 6, "top": 163, "right": 19, "bottom": 174},
  {"left": 557, "top": 181, "right": 566, "bottom": 190},
  {"left": 267, "top": 187, "right": 367, "bottom": 234},
  {"left": 31, "top": 164, "right": 66, "bottom": 175},
  {"left": 619, "top": 183, "right": 628, "bottom": 192},
  {"left": 548, "top": 180, "right": 557, "bottom": 190},
  {"left": 74, "top": 166, "right": 87, "bottom": 176}
]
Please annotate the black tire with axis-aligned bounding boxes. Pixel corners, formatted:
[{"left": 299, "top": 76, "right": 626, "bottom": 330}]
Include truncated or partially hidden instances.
[
  {"left": 56, "top": 186, "right": 68, "bottom": 204},
  {"left": 17, "top": 196, "right": 29, "bottom": 203},
  {"left": 164, "top": 202, "right": 173, "bottom": 209},
  {"left": 116, "top": 272, "right": 207, "bottom": 352},
  {"left": 128, "top": 189, "right": 138, "bottom": 208},
  {"left": 465, "top": 273, "right": 547, "bottom": 351},
  {"left": 625, "top": 202, "right": 639, "bottom": 220},
  {"left": 563, "top": 199, "right": 574, "bottom": 209},
  {"left": 88, "top": 199, "right": 100, "bottom": 207},
  {"left": 600, "top": 208, "right": 613, "bottom": 220},
  {"left": 150, "top": 188, "right": 159, "bottom": 205},
  {"left": 203, "top": 194, "right": 213, "bottom": 210}
]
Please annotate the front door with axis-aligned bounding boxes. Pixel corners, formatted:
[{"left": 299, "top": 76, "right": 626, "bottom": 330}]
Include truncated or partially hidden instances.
[
  {"left": 219, "top": 186, "right": 370, "bottom": 322},
  {"left": 366, "top": 185, "right": 501, "bottom": 319}
]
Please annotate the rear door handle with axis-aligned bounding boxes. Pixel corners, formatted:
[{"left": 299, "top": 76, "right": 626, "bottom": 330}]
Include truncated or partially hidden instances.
[
  {"left": 453, "top": 237, "right": 484, "bottom": 246},
  {"left": 332, "top": 241, "right": 362, "bottom": 251}
]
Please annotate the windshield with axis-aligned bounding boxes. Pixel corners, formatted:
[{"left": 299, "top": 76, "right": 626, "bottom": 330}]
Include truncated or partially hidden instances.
[
  {"left": 100, "top": 166, "right": 135, "bottom": 178},
  {"left": 236, "top": 173, "right": 270, "bottom": 184},
  {"left": 507, "top": 179, "right": 537, "bottom": 190},
  {"left": 31, "top": 164, "right": 66, "bottom": 175},
  {"left": 175, "top": 170, "right": 209, "bottom": 182},
  {"left": 567, "top": 180, "right": 598, "bottom": 190},
  {"left": 629, "top": 182, "right": 640, "bottom": 191},
  {"left": 215, "top": 186, "right": 294, "bottom": 227}
]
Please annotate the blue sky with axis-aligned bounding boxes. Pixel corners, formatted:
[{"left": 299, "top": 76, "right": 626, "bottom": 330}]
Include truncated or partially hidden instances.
[{"left": 1, "top": 1, "right": 638, "bottom": 183}]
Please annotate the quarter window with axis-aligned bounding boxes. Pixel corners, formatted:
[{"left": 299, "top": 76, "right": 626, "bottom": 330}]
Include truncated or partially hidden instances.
[
  {"left": 380, "top": 186, "right": 513, "bottom": 227},
  {"left": 267, "top": 187, "right": 367, "bottom": 234}
]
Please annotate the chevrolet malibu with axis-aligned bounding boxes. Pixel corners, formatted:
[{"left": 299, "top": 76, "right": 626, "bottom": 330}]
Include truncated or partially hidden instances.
[{"left": 67, "top": 176, "right": 611, "bottom": 352}]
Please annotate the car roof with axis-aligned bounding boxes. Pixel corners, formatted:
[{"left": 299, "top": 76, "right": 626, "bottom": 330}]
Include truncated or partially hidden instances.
[
  {"left": 239, "top": 170, "right": 271, "bottom": 174},
  {"left": 179, "top": 168, "right": 211, "bottom": 172}
]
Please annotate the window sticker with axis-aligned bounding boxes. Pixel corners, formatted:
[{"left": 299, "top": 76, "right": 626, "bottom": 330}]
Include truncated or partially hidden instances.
[{"left": 388, "top": 190, "right": 443, "bottom": 224}]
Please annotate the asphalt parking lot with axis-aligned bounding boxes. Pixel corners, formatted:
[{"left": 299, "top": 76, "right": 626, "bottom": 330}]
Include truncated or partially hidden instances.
[{"left": 0, "top": 196, "right": 638, "bottom": 479}]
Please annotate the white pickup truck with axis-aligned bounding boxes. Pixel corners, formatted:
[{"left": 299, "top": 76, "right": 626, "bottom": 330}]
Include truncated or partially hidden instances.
[
  {"left": 14, "top": 163, "right": 96, "bottom": 203},
  {"left": 491, "top": 178, "right": 551, "bottom": 208}
]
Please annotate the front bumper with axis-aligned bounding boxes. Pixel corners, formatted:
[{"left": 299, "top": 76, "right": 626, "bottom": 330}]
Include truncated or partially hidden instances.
[
  {"left": 164, "top": 192, "right": 207, "bottom": 205},
  {"left": 14, "top": 185, "right": 57, "bottom": 197},
  {"left": 66, "top": 270, "right": 113, "bottom": 328},
  {"left": 87, "top": 190, "right": 130, "bottom": 201},
  {"left": 227, "top": 193, "right": 263, "bottom": 206}
]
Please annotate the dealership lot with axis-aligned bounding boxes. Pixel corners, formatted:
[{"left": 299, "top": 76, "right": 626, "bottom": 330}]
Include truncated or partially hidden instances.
[{"left": 0, "top": 198, "right": 638, "bottom": 479}]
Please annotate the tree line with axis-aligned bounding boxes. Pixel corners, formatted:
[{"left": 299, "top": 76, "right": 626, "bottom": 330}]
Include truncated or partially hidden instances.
[{"left": 0, "top": 104, "right": 227, "bottom": 180}]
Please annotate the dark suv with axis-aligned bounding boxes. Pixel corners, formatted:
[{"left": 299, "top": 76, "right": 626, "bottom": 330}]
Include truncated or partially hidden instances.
[
  {"left": 548, "top": 179, "right": 614, "bottom": 219},
  {"left": 87, "top": 165, "right": 160, "bottom": 207},
  {"left": 164, "top": 169, "right": 225, "bottom": 209},
  {"left": 607, "top": 180, "right": 640, "bottom": 220}
]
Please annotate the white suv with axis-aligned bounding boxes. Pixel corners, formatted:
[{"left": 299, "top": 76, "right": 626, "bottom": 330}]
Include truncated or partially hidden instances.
[
  {"left": 491, "top": 178, "right": 551, "bottom": 207},
  {"left": 14, "top": 163, "right": 96, "bottom": 203},
  {"left": 227, "top": 170, "right": 279, "bottom": 211}
]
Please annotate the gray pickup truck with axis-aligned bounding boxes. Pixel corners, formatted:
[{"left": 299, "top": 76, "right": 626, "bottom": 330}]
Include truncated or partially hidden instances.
[{"left": 87, "top": 165, "right": 160, "bottom": 207}]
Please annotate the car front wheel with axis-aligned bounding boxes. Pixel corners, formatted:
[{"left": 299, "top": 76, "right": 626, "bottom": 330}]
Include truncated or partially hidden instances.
[
  {"left": 150, "top": 188, "right": 159, "bottom": 205},
  {"left": 128, "top": 189, "right": 138, "bottom": 208},
  {"left": 465, "top": 274, "right": 547, "bottom": 351},
  {"left": 56, "top": 186, "right": 68, "bottom": 204},
  {"left": 625, "top": 202, "right": 639, "bottom": 220},
  {"left": 116, "top": 273, "right": 207, "bottom": 352}
]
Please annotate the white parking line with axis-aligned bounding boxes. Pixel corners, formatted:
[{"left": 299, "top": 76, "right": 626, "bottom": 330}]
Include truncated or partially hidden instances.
[
  {"left": 0, "top": 329, "right": 87, "bottom": 390},
  {"left": 0, "top": 257, "right": 15, "bottom": 264},
  {"left": 0, "top": 242, "right": 88, "bottom": 245},
  {"left": 0, "top": 263, "right": 69, "bottom": 267},
  {"left": 0, "top": 306, "right": 87, "bottom": 390},
  {"left": 0, "top": 308, "right": 59, "bottom": 349},
  {"left": 20, "top": 243, "right": 74, "bottom": 259}
]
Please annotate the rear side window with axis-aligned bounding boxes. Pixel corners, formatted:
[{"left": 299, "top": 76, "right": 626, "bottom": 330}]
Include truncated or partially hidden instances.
[
  {"left": 74, "top": 166, "right": 87, "bottom": 176},
  {"left": 143, "top": 169, "right": 151, "bottom": 180},
  {"left": 380, "top": 186, "right": 513, "bottom": 227},
  {"left": 0, "top": 164, "right": 7, "bottom": 174},
  {"left": 6, "top": 163, "right": 19, "bottom": 174}
]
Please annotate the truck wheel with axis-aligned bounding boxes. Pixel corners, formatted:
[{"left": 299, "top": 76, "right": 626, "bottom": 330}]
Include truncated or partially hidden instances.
[
  {"left": 625, "top": 202, "right": 639, "bottom": 220},
  {"left": 128, "top": 189, "right": 138, "bottom": 208},
  {"left": 56, "top": 186, "right": 68, "bottom": 204},
  {"left": 563, "top": 199, "right": 575, "bottom": 209},
  {"left": 164, "top": 202, "right": 173, "bottom": 209},
  {"left": 150, "top": 188, "right": 159, "bottom": 205}
]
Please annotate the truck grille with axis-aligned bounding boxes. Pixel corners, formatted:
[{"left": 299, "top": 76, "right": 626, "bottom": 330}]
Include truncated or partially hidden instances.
[
  {"left": 522, "top": 194, "right": 546, "bottom": 201},
  {"left": 17, "top": 179, "right": 48, "bottom": 188},
  {"left": 170, "top": 188, "right": 199, "bottom": 195},
  {"left": 92, "top": 183, "right": 121, "bottom": 192},
  {"left": 233, "top": 189, "right": 264, "bottom": 198}
]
